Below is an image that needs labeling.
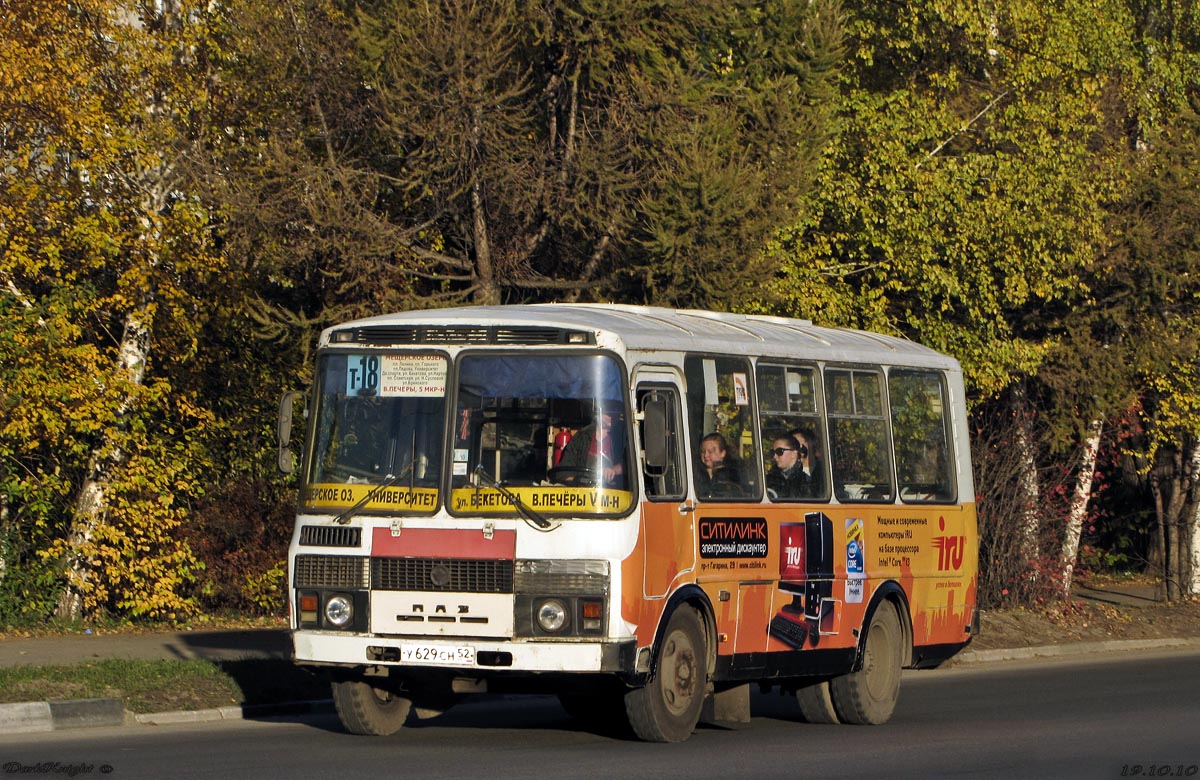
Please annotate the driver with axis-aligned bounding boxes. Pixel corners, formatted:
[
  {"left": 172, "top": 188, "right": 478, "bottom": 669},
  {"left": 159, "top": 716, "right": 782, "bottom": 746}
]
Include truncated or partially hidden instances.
[{"left": 556, "top": 403, "right": 626, "bottom": 487}]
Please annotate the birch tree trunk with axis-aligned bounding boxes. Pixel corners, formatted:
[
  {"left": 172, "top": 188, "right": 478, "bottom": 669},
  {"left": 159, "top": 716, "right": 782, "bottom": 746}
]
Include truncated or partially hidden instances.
[
  {"left": 1011, "top": 386, "right": 1041, "bottom": 575},
  {"left": 0, "top": 282, "right": 38, "bottom": 590},
  {"left": 1185, "top": 434, "right": 1200, "bottom": 592},
  {"left": 1059, "top": 419, "right": 1103, "bottom": 599},
  {"left": 54, "top": 309, "right": 152, "bottom": 620},
  {"left": 0, "top": 494, "right": 8, "bottom": 588},
  {"left": 1177, "top": 442, "right": 1200, "bottom": 597},
  {"left": 1188, "top": 493, "right": 1200, "bottom": 596},
  {"left": 52, "top": 0, "right": 182, "bottom": 620}
]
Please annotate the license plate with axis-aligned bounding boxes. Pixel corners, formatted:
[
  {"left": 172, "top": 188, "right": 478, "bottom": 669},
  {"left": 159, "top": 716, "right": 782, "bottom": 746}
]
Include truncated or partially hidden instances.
[{"left": 399, "top": 644, "right": 476, "bottom": 666}]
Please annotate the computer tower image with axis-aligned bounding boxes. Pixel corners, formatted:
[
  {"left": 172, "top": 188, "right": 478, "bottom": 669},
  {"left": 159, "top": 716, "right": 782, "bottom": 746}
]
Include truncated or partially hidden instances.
[
  {"left": 769, "top": 513, "right": 836, "bottom": 649},
  {"left": 804, "top": 511, "right": 834, "bottom": 622}
]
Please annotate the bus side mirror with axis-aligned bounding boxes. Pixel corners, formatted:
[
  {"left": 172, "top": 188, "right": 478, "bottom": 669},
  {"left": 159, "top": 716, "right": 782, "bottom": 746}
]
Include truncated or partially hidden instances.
[
  {"left": 642, "top": 396, "right": 669, "bottom": 471},
  {"left": 277, "top": 391, "right": 304, "bottom": 474}
]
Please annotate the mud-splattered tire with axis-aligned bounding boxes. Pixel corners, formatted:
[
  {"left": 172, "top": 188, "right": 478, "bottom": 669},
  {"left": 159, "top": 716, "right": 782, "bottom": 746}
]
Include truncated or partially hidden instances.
[
  {"left": 830, "top": 602, "right": 903, "bottom": 725},
  {"left": 795, "top": 679, "right": 839, "bottom": 724},
  {"left": 625, "top": 606, "right": 707, "bottom": 743},
  {"left": 332, "top": 678, "right": 413, "bottom": 736}
]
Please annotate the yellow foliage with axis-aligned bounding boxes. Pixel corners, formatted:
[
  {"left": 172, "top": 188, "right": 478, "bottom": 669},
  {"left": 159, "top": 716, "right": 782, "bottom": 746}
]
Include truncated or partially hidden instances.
[
  {"left": 244, "top": 563, "right": 288, "bottom": 615},
  {"left": 4, "top": 1, "right": 229, "bottom": 621}
]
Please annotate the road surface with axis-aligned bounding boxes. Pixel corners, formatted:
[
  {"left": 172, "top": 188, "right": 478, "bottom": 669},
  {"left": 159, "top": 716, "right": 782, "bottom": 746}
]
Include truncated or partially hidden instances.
[{"left": 2, "top": 648, "right": 1197, "bottom": 780}]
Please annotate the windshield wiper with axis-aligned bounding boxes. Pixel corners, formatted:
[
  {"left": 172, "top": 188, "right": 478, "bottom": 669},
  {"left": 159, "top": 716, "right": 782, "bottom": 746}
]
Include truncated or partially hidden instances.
[
  {"left": 472, "top": 465, "right": 552, "bottom": 530},
  {"left": 333, "top": 470, "right": 403, "bottom": 525}
]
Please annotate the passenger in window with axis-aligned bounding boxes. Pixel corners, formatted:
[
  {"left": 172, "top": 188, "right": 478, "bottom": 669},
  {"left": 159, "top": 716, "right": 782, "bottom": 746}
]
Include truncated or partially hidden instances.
[
  {"left": 789, "top": 426, "right": 823, "bottom": 497},
  {"left": 557, "top": 404, "right": 625, "bottom": 487},
  {"left": 697, "top": 432, "right": 742, "bottom": 498},
  {"left": 766, "top": 435, "right": 808, "bottom": 500}
]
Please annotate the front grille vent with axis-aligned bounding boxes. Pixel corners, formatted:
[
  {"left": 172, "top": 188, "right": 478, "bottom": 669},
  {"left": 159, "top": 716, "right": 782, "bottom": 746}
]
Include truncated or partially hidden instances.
[
  {"left": 293, "top": 555, "right": 370, "bottom": 589},
  {"left": 340, "top": 326, "right": 594, "bottom": 346},
  {"left": 372, "top": 557, "right": 514, "bottom": 593},
  {"left": 299, "top": 525, "right": 362, "bottom": 548}
]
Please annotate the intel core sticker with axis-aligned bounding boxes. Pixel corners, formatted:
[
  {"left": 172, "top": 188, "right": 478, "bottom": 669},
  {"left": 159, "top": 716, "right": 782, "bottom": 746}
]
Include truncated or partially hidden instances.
[{"left": 699, "top": 517, "right": 768, "bottom": 559}]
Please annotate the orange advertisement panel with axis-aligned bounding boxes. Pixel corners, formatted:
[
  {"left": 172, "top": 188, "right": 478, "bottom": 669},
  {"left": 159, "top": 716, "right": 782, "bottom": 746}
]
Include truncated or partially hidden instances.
[{"left": 625, "top": 501, "right": 978, "bottom": 661}]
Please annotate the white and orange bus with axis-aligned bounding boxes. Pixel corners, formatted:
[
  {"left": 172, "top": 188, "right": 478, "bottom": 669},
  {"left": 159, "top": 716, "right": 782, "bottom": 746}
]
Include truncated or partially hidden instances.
[{"left": 278, "top": 304, "right": 979, "bottom": 741}]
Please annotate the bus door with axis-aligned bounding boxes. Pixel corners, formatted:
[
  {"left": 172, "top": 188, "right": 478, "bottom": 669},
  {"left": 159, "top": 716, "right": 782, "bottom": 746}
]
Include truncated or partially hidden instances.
[
  {"left": 634, "top": 371, "right": 694, "bottom": 599},
  {"left": 683, "top": 354, "right": 773, "bottom": 664}
]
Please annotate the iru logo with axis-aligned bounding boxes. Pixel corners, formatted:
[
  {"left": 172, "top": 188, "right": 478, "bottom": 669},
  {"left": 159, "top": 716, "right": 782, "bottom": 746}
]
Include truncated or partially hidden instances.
[{"left": 933, "top": 516, "right": 965, "bottom": 571}]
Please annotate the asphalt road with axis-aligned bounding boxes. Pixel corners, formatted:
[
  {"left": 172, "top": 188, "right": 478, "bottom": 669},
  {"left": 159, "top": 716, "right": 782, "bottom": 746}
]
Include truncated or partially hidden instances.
[{"left": 2, "top": 648, "right": 1197, "bottom": 780}]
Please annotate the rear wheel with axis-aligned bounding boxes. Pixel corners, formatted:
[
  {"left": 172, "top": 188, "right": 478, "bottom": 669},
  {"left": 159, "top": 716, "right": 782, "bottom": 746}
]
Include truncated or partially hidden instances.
[
  {"left": 332, "top": 678, "right": 413, "bottom": 736},
  {"left": 625, "top": 605, "right": 707, "bottom": 743},
  {"left": 830, "top": 602, "right": 904, "bottom": 725},
  {"left": 795, "top": 679, "right": 839, "bottom": 724}
]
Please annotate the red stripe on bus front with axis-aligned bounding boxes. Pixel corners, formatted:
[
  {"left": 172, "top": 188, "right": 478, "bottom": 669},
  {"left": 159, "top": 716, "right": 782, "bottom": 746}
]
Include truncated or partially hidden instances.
[{"left": 371, "top": 527, "right": 516, "bottom": 559}]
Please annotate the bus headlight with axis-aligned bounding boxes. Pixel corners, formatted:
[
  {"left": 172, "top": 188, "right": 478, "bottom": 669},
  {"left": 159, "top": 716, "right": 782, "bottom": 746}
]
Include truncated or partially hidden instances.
[
  {"left": 515, "top": 560, "right": 609, "bottom": 638},
  {"left": 536, "top": 599, "right": 569, "bottom": 633},
  {"left": 324, "top": 594, "right": 354, "bottom": 628}
]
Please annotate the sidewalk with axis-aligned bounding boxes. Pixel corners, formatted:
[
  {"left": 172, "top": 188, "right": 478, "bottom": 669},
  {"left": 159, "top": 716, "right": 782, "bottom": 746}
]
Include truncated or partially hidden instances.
[
  {"left": 0, "top": 627, "right": 291, "bottom": 668},
  {"left": 0, "top": 627, "right": 295, "bottom": 734}
]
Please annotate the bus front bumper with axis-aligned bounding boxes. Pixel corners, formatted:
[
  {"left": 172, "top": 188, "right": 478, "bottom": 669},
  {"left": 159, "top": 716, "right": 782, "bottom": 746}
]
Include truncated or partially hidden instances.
[{"left": 293, "top": 631, "right": 636, "bottom": 675}]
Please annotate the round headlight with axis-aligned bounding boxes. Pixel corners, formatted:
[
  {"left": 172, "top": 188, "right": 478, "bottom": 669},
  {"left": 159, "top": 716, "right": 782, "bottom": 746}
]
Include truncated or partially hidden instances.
[
  {"left": 536, "top": 599, "right": 569, "bottom": 633},
  {"left": 324, "top": 594, "right": 354, "bottom": 627}
]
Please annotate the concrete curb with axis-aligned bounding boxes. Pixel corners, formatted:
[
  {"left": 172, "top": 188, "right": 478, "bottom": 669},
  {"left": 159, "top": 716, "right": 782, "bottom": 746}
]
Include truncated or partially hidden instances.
[
  {"left": 0, "top": 698, "right": 127, "bottom": 734},
  {"left": 953, "top": 636, "right": 1200, "bottom": 665},
  {"left": 133, "top": 699, "right": 333, "bottom": 726},
  {"left": 0, "top": 697, "right": 334, "bottom": 733}
]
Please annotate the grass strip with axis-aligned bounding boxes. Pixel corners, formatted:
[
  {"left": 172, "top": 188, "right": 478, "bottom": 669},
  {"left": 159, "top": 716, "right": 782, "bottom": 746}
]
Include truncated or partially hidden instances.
[{"left": 0, "top": 658, "right": 329, "bottom": 714}]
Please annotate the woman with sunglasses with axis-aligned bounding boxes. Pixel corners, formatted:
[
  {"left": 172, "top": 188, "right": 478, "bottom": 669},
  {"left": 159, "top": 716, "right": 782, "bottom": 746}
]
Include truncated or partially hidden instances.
[{"left": 766, "top": 434, "right": 811, "bottom": 500}]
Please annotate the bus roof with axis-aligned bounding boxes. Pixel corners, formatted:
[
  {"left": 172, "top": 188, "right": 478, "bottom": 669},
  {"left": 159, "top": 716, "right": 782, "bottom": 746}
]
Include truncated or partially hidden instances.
[{"left": 322, "top": 304, "right": 960, "bottom": 371}]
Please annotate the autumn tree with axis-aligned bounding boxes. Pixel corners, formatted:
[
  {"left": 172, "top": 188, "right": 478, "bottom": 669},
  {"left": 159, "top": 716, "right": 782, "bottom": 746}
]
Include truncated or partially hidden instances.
[
  {"left": 1030, "top": 0, "right": 1200, "bottom": 598},
  {"left": 216, "top": 0, "right": 844, "bottom": 332},
  {"left": 1, "top": 1, "right": 230, "bottom": 621},
  {"left": 761, "top": 0, "right": 1149, "bottom": 603},
  {"left": 1085, "top": 109, "right": 1200, "bottom": 599}
]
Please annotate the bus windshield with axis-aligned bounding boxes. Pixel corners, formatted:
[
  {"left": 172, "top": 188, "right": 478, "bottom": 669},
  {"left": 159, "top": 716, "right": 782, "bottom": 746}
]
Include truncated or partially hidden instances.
[
  {"left": 301, "top": 350, "right": 633, "bottom": 517},
  {"left": 449, "top": 353, "right": 633, "bottom": 517},
  {"left": 304, "top": 352, "right": 448, "bottom": 514}
]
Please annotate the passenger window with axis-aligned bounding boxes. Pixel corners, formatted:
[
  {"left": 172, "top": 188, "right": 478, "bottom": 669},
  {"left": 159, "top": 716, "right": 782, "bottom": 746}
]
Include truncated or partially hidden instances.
[
  {"left": 684, "top": 356, "right": 760, "bottom": 500},
  {"left": 757, "top": 364, "right": 827, "bottom": 502},
  {"left": 825, "top": 368, "right": 893, "bottom": 502},
  {"left": 889, "top": 370, "right": 956, "bottom": 502}
]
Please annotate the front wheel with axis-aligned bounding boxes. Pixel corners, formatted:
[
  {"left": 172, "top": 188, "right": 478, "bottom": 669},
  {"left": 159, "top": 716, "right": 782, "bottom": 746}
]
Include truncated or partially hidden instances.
[
  {"left": 625, "top": 605, "right": 708, "bottom": 743},
  {"left": 830, "top": 602, "right": 904, "bottom": 725},
  {"left": 332, "top": 678, "right": 413, "bottom": 736}
]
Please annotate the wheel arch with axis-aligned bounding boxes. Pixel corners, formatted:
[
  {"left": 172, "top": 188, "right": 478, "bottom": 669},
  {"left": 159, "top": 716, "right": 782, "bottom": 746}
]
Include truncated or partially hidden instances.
[
  {"left": 652, "top": 584, "right": 717, "bottom": 678},
  {"left": 861, "top": 581, "right": 914, "bottom": 669}
]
